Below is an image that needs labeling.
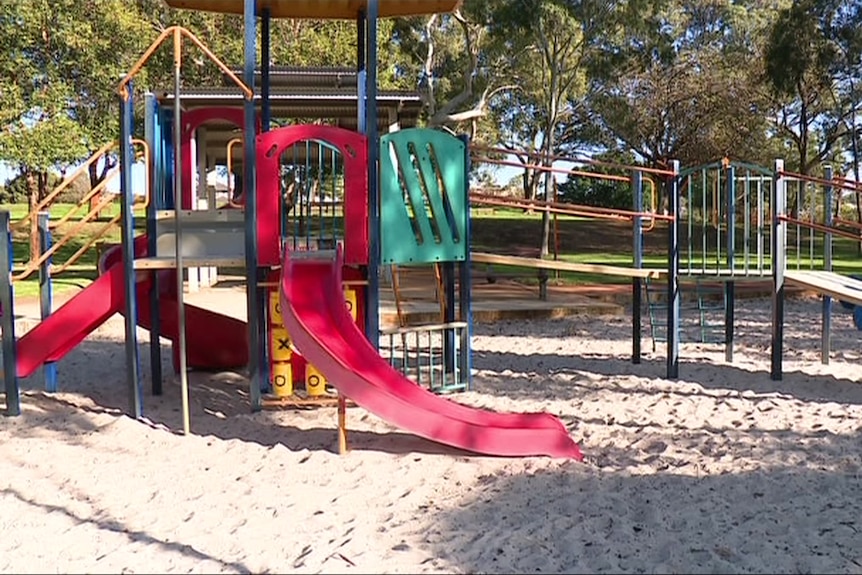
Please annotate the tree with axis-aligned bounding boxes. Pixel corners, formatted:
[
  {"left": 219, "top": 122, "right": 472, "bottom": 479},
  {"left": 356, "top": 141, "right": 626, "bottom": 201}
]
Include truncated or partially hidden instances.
[
  {"left": 0, "top": 0, "right": 156, "bottom": 212},
  {"left": 763, "top": 0, "right": 862, "bottom": 174},
  {"left": 588, "top": 0, "right": 781, "bottom": 171},
  {"left": 391, "top": 0, "right": 519, "bottom": 138}
]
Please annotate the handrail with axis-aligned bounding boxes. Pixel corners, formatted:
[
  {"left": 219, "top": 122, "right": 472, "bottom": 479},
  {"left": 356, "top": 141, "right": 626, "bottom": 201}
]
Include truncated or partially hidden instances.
[
  {"left": 50, "top": 167, "right": 121, "bottom": 228},
  {"left": 12, "top": 141, "right": 117, "bottom": 232},
  {"left": 51, "top": 139, "right": 147, "bottom": 229},
  {"left": 13, "top": 193, "right": 117, "bottom": 281},
  {"left": 118, "top": 26, "right": 252, "bottom": 101},
  {"left": 50, "top": 212, "right": 125, "bottom": 276},
  {"left": 779, "top": 215, "right": 861, "bottom": 242},
  {"left": 469, "top": 143, "right": 677, "bottom": 177},
  {"left": 226, "top": 137, "right": 243, "bottom": 194},
  {"left": 779, "top": 170, "right": 856, "bottom": 193},
  {"left": 470, "top": 191, "right": 674, "bottom": 222},
  {"left": 473, "top": 155, "right": 630, "bottom": 183},
  {"left": 49, "top": 140, "right": 151, "bottom": 275},
  {"left": 643, "top": 176, "right": 658, "bottom": 232},
  {"left": 13, "top": 140, "right": 150, "bottom": 281}
]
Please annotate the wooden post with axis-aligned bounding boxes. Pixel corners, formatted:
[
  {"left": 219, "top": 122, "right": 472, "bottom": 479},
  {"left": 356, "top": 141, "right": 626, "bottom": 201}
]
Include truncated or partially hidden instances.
[{"left": 337, "top": 395, "right": 348, "bottom": 454}]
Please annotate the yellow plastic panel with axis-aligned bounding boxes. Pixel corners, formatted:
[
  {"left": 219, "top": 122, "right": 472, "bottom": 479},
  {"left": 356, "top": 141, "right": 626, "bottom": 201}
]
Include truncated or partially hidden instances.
[{"left": 270, "top": 361, "right": 293, "bottom": 396}]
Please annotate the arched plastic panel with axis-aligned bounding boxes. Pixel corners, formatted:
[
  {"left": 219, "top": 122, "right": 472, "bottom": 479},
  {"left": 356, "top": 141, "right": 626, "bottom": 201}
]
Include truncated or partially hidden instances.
[
  {"left": 180, "top": 107, "right": 261, "bottom": 209},
  {"left": 256, "top": 125, "right": 368, "bottom": 267}
]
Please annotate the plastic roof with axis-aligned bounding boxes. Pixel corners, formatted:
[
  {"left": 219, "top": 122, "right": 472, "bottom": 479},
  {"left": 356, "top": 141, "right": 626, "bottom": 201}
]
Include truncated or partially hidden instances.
[{"left": 163, "top": 0, "right": 461, "bottom": 19}]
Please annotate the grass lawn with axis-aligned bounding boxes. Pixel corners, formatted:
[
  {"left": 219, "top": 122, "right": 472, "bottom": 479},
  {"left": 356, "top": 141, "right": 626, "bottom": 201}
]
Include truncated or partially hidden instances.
[{"left": 2, "top": 202, "right": 146, "bottom": 301}]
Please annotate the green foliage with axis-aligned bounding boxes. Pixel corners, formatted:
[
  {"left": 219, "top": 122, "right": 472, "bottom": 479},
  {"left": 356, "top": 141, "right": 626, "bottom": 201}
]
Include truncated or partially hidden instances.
[
  {"left": 558, "top": 176, "right": 632, "bottom": 210},
  {"left": 556, "top": 151, "right": 639, "bottom": 210},
  {"left": 1, "top": 0, "right": 861, "bottom": 210},
  {"left": 585, "top": 0, "right": 781, "bottom": 168}
]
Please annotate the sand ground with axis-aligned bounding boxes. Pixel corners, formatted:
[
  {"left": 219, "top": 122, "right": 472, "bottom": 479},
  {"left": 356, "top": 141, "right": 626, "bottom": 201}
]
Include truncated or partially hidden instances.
[{"left": 2, "top": 287, "right": 862, "bottom": 574}]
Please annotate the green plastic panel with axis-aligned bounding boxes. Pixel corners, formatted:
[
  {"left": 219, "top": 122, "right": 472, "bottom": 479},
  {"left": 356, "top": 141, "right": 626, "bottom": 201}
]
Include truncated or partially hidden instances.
[{"left": 380, "top": 128, "right": 467, "bottom": 264}]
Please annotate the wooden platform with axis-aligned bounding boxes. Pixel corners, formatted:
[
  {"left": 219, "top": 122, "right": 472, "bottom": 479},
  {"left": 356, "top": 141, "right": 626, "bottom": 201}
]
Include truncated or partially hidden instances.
[
  {"left": 261, "top": 393, "right": 356, "bottom": 410},
  {"left": 380, "top": 265, "right": 624, "bottom": 328},
  {"left": 133, "top": 256, "right": 246, "bottom": 269},
  {"left": 785, "top": 271, "right": 862, "bottom": 306},
  {"left": 471, "top": 251, "right": 664, "bottom": 279}
]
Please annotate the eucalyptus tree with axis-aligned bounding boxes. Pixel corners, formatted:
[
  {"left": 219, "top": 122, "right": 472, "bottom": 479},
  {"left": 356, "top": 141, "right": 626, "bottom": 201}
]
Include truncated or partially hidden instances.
[
  {"left": 0, "top": 0, "right": 152, "bottom": 200},
  {"left": 587, "top": 0, "right": 780, "bottom": 174},
  {"left": 390, "top": 0, "right": 518, "bottom": 138},
  {"left": 764, "top": 0, "right": 862, "bottom": 175}
]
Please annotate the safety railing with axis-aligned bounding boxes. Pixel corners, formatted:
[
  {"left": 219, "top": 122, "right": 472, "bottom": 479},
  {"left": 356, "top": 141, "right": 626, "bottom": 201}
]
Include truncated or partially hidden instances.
[
  {"left": 12, "top": 139, "right": 150, "bottom": 281},
  {"left": 380, "top": 321, "right": 469, "bottom": 394}
]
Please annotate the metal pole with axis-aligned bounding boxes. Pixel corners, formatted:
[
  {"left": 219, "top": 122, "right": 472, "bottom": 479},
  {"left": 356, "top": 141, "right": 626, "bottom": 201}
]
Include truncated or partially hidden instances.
[
  {"left": 666, "top": 160, "right": 680, "bottom": 379},
  {"left": 243, "top": 0, "right": 262, "bottom": 411},
  {"left": 822, "top": 164, "right": 833, "bottom": 365},
  {"left": 172, "top": 28, "right": 190, "bottom": 434},
  {"left": 144, "top": 92, "right": 163, "bottom": 395},
  {"left": 771, "top": 159, "right": 786, "bottom": 380},
  {"left": 38, "top": 212, "right": 57, "bottom": 392},
  {"left": 631, "top": 169, "right": 643, "bottom": 364},
  {"left": 0, "top": 211, "right": 19, "bottom": 415},
  {"left": 725, "top": 165, "right": 735, "bottom": 363},
  {"left": 364, "top": 0, "right": 380, "bottom": 349},
  {"left": 119, "top": 79, "right": 142, "bottom": 417},
  {"left": 459, "top": 134, "right": 473, "bottom": 389},
  {"left": 261, "top": 8, "right": 271, "bottom": 132},
  {"left": 356, "top": 11, "right": 366, "bottom": 134},
  {"left": 257, "top": 5, "right": 272, "bottom": 398}
]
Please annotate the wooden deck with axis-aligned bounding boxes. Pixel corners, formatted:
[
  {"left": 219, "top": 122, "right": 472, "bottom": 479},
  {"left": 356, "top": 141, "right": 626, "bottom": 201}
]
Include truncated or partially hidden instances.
[{"left": 785, "top": 271, "right": 862, "bottom": 307}]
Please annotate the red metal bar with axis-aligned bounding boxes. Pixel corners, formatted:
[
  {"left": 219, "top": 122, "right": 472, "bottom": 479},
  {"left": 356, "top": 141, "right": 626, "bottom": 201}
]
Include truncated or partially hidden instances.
[
  {"left": 470, "top": 191, "right": 674, "bottom": 221},
  {"left": 779, "top": 170, "right": 860, "bottom": 194},
  {"left": 779, "top": 214, "right": 862, "bottom": 242},
  {"left": 469, "top": 143, "right": 677, "bottom": 177}
]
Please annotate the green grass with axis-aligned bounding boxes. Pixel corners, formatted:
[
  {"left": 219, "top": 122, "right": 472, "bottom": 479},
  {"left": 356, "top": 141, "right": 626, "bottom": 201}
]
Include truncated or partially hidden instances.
[{"left": 2, "top": 202, "right": 147, "bottom": 301}]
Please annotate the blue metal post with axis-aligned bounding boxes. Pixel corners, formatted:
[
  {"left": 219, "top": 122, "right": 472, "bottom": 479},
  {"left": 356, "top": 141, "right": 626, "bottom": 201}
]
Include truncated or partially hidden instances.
[
  {"left": 261, "top": 8, "right": 271, "bottom": 132},
  {"left": 162, "top": 109, "right": 176, "bottom": 209},
  {"left": 822, "top": 164, "right": 833, "bottom": 365},
  {"left": 666, "top": 161, "right": 680, "bottom": 379},
  {"left": 631, "top": 169, "right": 643, "bottom": 364},
  {"left": 0, "top": 211, "right": 19, "bottom": 415},
  {"left": 119, "top": 80, "right": 143, "bottom": 417},
  {"left": 725, "top": 165, "right": 735, "bottom": 362},
  {"left": 144, "top": 92, "right": 163, "bottom": 395},
  {"left": 364, "top": 0, "right": 380, "bottom": 349},
  {"left": 258, "top": 5, "right": 271, "bottom": 395},
  {"left": 243, "top": 0, "right": 263, "bottom": 411},
  {"left": 771, "top": 159, "right": 786, "bottom": 380},
  {"left": 37, "top": 212, "right": 57, "bottom": 392},
  {"left": 356, "top": 11, "right": 366, "bottom": 134},
  {"left": 458, "top": 134, "right": 473, "bottom": 389}
]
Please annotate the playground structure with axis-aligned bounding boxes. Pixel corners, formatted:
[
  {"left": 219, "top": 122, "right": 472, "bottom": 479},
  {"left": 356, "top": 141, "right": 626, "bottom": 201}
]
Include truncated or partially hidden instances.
[
  {"left": 0, "top": 0, "right": 583, "bottom": 460},
  {"left": 464, "top": 149, "right": 862, "bottom": 380},
  {"left": 0, "top": 1, "right": 859, "bottom": 458}
]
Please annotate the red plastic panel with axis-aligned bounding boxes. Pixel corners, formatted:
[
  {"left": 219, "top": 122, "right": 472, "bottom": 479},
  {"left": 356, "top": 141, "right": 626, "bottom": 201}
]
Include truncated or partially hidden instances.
[
  {"left": 255, "top": 125, "right": 368, "bottom": 267},
  {"left": 180, "top": 107, "right": 260, "bottom": 209}
]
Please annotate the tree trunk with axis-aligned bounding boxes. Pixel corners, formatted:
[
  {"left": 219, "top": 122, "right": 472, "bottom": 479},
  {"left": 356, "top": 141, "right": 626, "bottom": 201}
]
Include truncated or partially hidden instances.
[
  {"left": 540, "top": 170, "right": 552, "bottom": 258},
  {"left": 848, "top": 86, "right": 862, "bottom": 256},
  {"left": 88, "top": 151, "right": 115, "bottom": 190}
]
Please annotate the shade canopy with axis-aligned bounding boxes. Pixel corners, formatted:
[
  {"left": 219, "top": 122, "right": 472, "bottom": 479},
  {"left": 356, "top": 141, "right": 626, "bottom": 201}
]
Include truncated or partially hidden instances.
[{"left": 163, "top": 0, "right": 461, "bottom": 19}]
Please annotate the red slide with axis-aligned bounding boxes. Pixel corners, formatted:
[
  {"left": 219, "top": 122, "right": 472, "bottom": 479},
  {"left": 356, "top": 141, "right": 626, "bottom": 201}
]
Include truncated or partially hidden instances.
[
  {"left": 15, "top": 237, "right": 247, "bottom": 379},
  {"left": 279, "top": 247, "right": 583, "bottom": 459}
]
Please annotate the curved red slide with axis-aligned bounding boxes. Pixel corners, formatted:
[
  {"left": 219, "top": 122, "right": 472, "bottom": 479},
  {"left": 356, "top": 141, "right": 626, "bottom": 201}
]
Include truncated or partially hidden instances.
[
  {"left": 15, "top": 236, "right": 247, "bottom": 379},
  {"left": 279, "top": 247, "right": 583, "bottom": 459}
]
